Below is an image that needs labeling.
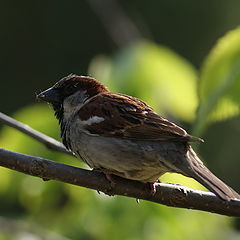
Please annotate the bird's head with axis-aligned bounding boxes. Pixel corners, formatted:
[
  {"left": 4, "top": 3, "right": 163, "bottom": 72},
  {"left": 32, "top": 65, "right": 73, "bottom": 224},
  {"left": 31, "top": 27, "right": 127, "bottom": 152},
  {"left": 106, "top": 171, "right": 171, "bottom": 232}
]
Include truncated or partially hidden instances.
[{"left": 37, "top": 74, "right": 109, "bottom": 121}]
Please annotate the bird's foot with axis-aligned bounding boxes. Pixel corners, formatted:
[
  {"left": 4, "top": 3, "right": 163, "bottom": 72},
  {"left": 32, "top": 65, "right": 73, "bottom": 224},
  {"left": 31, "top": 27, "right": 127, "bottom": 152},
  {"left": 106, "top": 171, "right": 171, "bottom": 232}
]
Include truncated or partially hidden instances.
[
  {"left": 92, "top": 168, "right": 116, "bottom": 196},
  {"left": 147, "top": 182, "right": 157, "bottom": 195}
]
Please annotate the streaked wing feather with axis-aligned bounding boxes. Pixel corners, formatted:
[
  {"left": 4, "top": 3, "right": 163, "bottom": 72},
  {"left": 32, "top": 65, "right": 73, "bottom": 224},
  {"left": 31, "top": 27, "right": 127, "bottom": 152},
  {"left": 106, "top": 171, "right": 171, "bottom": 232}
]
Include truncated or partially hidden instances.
[{"left": 78, "top": 93, "right": 202, "bottom": 142}]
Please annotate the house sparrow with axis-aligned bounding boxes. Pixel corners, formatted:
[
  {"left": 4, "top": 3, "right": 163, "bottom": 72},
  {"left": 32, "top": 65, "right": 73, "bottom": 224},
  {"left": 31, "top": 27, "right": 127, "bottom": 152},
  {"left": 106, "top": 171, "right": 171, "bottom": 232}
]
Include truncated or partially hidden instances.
[{"left": 37, "top": 74, "right": 240, "bottom": 201}]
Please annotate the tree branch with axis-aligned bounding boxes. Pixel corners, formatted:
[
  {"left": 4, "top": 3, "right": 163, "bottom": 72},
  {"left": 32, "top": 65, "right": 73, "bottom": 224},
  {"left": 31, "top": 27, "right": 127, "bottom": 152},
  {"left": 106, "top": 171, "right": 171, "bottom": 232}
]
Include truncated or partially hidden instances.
[
  {"left": 0, "top": 112, "right": 74, "bottom": 156},
  {"left": 0, "top": 148, "right": 239, "bottom": 217},
  {"left": 1, "top": 112, "right": 240, "bottom": 217}
]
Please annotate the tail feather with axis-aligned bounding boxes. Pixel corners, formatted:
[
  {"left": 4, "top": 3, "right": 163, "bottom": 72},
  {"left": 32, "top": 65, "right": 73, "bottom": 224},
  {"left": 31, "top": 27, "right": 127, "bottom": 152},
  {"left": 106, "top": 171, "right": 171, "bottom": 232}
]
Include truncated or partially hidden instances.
[{"left": 184, "top": 147, "right": 240, "bottom": 201}]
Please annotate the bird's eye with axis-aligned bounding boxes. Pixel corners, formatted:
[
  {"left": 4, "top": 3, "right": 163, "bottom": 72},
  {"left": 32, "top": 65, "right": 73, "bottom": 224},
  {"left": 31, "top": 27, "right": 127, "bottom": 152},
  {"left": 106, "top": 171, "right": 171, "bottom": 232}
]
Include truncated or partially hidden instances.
[
  {"left": 68, "top": 84, "right": 76, "bottom": 91},
  {"left": 63, "top": 84, "right": 78, "bottom": 96}
]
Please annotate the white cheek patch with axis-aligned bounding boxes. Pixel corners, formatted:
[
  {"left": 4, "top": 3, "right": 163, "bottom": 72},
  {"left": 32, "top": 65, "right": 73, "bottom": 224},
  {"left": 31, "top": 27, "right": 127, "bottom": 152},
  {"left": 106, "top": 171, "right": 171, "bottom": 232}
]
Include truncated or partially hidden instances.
[
  {"left": 63, "top": 90, "right": 88, "bottom": 119},
  {"left": 80, "top": 116, "right": 105, "bottom": 125}
]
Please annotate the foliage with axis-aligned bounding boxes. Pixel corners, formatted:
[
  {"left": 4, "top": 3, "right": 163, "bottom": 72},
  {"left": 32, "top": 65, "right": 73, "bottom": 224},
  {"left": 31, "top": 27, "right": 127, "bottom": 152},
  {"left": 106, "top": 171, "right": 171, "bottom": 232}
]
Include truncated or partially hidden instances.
[
  {"left": 1, "top": 27, "right": 240, "bottom": 239},
  {"left": 194, "top": 27, "right": 240, "bottom": 135}
]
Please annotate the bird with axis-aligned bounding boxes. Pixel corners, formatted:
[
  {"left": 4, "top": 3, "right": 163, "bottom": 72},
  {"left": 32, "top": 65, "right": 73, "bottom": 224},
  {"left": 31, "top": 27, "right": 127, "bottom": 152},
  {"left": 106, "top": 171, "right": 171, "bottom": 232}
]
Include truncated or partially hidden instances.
[{"left": 37, "top": 74, "right": 240, "bottom": 201}]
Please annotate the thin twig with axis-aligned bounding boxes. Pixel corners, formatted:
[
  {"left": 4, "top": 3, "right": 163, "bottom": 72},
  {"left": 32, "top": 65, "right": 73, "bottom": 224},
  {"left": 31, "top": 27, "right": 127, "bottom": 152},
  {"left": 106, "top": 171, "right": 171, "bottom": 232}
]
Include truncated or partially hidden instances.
[
  {"left": 87, "top": 0, "right": 142, "bottom": 47},
  {"left": 0, "top": 148, "right": 239, "bottom": 217},
  {"left": 0, "top": 112, "right": 74, "bottom": 157}
]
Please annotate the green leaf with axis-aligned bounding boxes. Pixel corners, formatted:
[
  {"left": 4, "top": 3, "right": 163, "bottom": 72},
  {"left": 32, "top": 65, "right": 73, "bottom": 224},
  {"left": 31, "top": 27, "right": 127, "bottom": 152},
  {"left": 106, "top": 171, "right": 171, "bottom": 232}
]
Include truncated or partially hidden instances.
[
  {"left": 194, "top": 27, "right": 240, "bottom": 135},
  {"left": 107, "top": 40, "right": 198, "bottom": 122}
]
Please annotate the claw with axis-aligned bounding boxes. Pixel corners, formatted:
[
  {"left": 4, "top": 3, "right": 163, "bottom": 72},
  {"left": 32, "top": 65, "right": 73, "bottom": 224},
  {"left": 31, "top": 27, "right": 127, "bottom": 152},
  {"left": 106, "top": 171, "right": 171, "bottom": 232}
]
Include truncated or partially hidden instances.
[
  {"left": 92, "top": 168, "right": 116, "bottom": 196},
  {"left": 148, "top": 182, "right": 156, "bottom": 195},
  {"left": 105, "top": 173, "right": 117, "bottom": 188}
]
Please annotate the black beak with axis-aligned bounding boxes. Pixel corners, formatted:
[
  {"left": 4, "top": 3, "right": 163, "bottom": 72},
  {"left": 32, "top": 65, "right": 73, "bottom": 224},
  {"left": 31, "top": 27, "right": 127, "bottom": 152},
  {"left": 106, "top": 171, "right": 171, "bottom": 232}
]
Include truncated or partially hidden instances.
[{"left": 37, "top": 88, "right": 62, "bottom": 103}]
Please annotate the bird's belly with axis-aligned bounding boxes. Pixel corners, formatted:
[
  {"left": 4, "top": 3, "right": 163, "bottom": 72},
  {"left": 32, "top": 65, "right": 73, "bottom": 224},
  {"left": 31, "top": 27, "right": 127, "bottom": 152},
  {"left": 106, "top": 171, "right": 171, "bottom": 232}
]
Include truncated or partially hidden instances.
[{"left": 67, "top": 130, "right": 174, "bottom": 182}]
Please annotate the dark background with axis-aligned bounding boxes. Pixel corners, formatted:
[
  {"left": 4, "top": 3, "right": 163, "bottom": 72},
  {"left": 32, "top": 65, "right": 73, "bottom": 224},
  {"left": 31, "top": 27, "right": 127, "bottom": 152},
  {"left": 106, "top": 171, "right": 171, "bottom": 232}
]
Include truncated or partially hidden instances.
[{"left": 2, "top": 0, "right": 240, "bottom": 114}]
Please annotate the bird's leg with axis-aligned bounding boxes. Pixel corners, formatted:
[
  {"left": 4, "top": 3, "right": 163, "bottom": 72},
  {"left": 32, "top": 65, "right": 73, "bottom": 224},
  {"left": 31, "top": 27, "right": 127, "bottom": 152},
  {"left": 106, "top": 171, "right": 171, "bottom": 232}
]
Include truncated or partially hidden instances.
[
  {"left": 147, "top": 179, "right": 162, "bottom": 194},
  {"left": 147, "top": 182, "right": 157, "bottom": 195},
  {"left": 92, "top": 168, "right": 117, "bottom": 195}
]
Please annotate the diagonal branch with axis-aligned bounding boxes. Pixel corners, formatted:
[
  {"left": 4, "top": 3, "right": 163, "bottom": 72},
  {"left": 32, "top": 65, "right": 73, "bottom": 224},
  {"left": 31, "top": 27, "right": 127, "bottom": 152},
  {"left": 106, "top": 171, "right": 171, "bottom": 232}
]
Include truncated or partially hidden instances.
[
  {"left": 0, "top": 112, "right": 240, "bottom": 216},
  {"left": 0, "top": 148, "right": 239, "bottom": 217},
  {"left": 0, "top": 112, "right": 74, "bottom": 156}
]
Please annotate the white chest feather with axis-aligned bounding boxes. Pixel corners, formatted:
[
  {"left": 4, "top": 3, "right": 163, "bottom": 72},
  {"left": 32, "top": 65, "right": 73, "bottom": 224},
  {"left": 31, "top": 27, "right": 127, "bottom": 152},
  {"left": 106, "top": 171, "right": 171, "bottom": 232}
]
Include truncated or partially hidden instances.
[{"left": 80, "top": 116, "right": 104, "bottom": 125}]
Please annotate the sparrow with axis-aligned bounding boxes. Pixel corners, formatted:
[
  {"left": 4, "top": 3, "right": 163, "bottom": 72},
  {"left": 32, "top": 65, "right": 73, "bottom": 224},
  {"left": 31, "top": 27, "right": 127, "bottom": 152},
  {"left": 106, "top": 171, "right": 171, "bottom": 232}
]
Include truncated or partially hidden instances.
[{"left": 37, "top": 74, "right": 240, "bottom": 201}]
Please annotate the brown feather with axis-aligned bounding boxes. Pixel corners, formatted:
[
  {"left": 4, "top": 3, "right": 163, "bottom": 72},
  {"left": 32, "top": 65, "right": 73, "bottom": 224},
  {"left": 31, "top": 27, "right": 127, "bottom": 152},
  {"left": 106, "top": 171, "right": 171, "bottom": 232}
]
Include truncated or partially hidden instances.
[
  {"left": 78, "top": 92, "right": 201, "bottom": 142},
  {"left": 184, "top": 147, "right": 240, "bottom": 200},
  {"left": 53, "top": 74, "right": 109, "bottom": 99}
]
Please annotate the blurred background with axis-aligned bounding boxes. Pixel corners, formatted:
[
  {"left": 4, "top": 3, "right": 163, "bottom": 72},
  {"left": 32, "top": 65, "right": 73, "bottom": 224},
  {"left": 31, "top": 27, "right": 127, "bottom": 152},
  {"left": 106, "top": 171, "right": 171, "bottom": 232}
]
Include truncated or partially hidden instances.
[{"left": 1, "top": 0, "right": 240, "bottom": 239}]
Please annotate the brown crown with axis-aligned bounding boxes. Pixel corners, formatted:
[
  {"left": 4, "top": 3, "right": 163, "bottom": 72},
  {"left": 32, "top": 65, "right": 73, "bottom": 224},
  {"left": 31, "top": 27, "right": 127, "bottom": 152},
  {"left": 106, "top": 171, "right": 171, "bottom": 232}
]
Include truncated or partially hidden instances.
[{"left": 54, "top": 74, "right": 109, "bottom": 99}]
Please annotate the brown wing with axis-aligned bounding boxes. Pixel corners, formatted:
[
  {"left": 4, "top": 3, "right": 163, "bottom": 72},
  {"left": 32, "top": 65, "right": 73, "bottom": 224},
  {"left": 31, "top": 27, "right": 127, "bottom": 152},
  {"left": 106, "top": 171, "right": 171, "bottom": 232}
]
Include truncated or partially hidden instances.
[{"left": 78, "top": 93, "right": 203, "bottom": 142}]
